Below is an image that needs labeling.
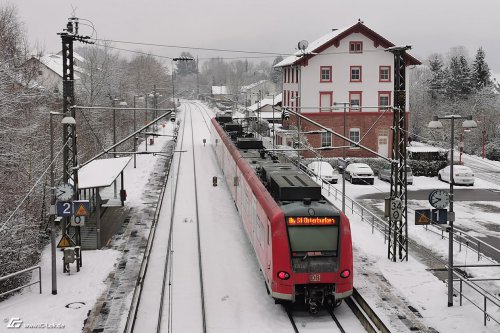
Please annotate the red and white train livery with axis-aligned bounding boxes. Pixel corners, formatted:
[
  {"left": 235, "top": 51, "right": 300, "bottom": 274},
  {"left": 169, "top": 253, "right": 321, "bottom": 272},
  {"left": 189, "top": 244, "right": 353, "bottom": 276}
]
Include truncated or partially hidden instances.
[{"left": 211, "top": 114, "right": 353, "bottom": 313}]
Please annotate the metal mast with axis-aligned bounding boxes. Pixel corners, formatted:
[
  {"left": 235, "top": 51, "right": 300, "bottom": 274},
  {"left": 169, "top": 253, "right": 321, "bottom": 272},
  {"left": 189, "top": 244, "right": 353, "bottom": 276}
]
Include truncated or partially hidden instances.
[
  {"left": 59, "top": 17, "right": 93, "bottom": 269},
  {"left": 387, "top": 46, "right": 411, "bottom": 262}
]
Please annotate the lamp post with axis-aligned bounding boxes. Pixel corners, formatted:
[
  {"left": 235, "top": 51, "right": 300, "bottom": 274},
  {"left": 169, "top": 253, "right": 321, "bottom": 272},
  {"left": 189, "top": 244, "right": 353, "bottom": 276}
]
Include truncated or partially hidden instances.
[
  {"left": 112, "top": 99, "right": 127, "bottom": 198},
  {"left": 49, "top": 111, "right": 76, "bottom": 294},
  {"left": 133, "top": 95, "right": 144, "bottom": 168},
  {"left": 428, "top": 114, "right": 477, "bottom": 307},
  {"left": 334, "top": 102, "right": 350, "bottom": 213}
]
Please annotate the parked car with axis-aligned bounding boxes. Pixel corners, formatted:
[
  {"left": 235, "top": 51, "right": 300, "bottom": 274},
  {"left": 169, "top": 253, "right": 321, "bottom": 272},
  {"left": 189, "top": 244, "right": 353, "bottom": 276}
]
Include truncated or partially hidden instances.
[
  {"left": 307, "top": 161, "right": 339, "bottom": 184},
  {"left": 378, "top": 164, "right": 414, "bottom": 185},
  {"left": 345, "top": 163, "right": 374, "bottom": 185},
  {"left": 438, "top": 165, "right": 474, "bottom": 186}
]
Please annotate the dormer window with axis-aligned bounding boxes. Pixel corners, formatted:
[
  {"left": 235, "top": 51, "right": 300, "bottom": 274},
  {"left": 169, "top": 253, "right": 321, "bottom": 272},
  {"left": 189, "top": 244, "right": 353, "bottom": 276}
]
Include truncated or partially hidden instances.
[{"left": 349, "top": 41, "right": 363, "bottom": 53}]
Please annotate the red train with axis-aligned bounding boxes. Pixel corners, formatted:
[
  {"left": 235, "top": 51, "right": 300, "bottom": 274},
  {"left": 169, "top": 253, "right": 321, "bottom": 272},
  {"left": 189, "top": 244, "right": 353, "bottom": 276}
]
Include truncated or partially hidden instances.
[{"left": 211, "top": 114, "right": 353, "bottom": 313}]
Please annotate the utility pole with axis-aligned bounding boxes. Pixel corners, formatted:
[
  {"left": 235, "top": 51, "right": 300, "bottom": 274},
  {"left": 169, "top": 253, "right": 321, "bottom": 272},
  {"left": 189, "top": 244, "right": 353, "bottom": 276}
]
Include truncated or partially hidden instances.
[
  {"left": 196, "top": 56, "right": 200, "bottom": 98},
  {"left": 58, "top": 17, "right": 93, "bottom": 271},
  {"left": 386, "top": 46, "right": 410, "bottom": 262}
]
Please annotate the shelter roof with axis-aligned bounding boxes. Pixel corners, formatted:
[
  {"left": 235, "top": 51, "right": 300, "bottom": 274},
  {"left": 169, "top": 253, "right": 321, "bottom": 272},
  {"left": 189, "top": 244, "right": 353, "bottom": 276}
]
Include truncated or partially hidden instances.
[{"left": 78, "top": 157, "right": 131, "bottom": 189}]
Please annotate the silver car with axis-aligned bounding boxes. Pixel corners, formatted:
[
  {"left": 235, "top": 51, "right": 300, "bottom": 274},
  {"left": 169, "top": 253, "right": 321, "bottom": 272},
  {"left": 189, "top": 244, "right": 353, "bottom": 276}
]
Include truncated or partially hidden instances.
[
  {"left": 345, "top": 163, "right": 374, "bottom": 185},
  {"left": 438, "top": 165, "right": 474, "bottom": 186},
  {"left": 378, "top": 165, "right": 413, "bottom": 185}
]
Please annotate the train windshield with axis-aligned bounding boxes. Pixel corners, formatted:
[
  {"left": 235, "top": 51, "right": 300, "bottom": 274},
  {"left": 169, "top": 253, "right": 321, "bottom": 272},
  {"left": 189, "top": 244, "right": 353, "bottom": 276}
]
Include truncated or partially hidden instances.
[{"left": 287, "top": 225, "right": 339, "bottom": 254}]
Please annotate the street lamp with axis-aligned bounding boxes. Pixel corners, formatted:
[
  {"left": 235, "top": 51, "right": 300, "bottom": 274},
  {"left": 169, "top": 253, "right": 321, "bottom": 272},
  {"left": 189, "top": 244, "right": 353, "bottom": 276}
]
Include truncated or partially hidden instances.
[
  {"left": 112, "top": 99, "right": 127, "bottom": 198},
  {"left": 133, "top": 95, "right": 145, "bottom": 168},
  {"left": 334, "top": 101, "right": 350, "bottom": 213},
  {"left": 49, "top": 111, "right": 76, "bottom": 295},
  {"left": 428, "top": 114, "right": 477, "bottom": 307}
]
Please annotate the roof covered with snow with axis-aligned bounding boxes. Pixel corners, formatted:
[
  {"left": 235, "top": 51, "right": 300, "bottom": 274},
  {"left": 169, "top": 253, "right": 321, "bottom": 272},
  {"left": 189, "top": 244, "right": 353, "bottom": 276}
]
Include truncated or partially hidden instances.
[
  {"left": 275, "top": 21, "right": 421, "bottom": 68},
  {"left": 78, "top": 157, "right": 132, "bottom": 189},
  {"left": 240, "top": 80, "right": 268, "bottom": 92},
  {"left": 407, "top": 146, "right": 447, "bottom": 153},
  {"left": 212, "top": 86, "right": 228, "bottom": 95},
  {"left": 247, "top": 93, "right": 282, "bottom": 111},
  {"left": 39, "top": 54, "right": 85, "bottom": 78}
]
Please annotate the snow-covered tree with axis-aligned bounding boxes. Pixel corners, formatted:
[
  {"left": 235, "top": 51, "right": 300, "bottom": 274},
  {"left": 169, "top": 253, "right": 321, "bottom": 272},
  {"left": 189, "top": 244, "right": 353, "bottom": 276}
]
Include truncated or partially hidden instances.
[{"left": 471, "top": 47, "right": 491, "bottom": 90}]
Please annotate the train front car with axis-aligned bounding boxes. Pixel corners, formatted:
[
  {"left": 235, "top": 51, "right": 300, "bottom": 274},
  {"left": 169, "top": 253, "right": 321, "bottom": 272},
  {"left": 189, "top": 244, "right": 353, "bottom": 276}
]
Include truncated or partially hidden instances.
[
  {"left": 265, "top": 167, "right": 353, "bottom": 314},
  {"left": 210, "top": 113, "right": 353, "bottom": 314}
]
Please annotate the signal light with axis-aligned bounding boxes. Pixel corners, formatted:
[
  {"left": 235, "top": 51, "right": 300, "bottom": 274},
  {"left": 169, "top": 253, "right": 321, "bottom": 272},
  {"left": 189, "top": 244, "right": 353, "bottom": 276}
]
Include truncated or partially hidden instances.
[
  {"left": 277, "top": 271, "right": 290, "bottom": 280},
  {"left": 170, "top": 113, "right": 176, "bottom": 122},
  {"left": 340, "top": 269, "right": 350, "bottom": 278}
]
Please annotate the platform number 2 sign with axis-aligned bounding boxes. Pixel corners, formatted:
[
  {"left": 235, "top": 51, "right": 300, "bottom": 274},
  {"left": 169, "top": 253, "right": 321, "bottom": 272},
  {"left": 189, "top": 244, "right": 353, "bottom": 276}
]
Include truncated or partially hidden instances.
[
  {"left": 390, "top": 198, "right": 403, "bottom": 221},
  {"left": 57, "top": 201, "right": 73, "bottom": 217}
]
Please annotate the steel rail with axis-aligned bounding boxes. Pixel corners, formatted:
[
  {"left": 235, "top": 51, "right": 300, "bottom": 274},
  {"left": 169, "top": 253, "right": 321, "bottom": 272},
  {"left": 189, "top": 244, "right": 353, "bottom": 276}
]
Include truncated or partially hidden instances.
[
  {"left": 156, "top": 106, "right": 188, "bottom": 333},
  {"left": 189, "top": 103, "right": 208, "bottom": 333}
]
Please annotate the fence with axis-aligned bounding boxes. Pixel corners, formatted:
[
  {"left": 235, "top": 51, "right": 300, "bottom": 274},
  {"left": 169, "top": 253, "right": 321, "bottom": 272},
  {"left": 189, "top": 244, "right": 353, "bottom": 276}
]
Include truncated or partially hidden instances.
[{"left": 0, "top": 266, "right": 42, "bottom": 298}]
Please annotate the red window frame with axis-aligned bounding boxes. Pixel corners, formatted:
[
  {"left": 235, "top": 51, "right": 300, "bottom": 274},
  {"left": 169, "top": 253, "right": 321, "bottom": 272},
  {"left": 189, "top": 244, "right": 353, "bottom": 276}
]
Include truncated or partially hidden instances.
[
  {"left": 319, "top": 91, "right": 333, "bottom": 112},
  {"left": 378, "top": 91, "right": 392, "bottom": 111},
  {"left": 320, "top": 66, "right": 332, "bottom": 83},
  {"left": 349, "top": 91, "right": 362, "bottom": 112},
  {"left": 349, "top": 41, "right": 363, "bottom": 53},
  {"left": 379, "top": 66, "right": 391, "bottom": 82},
  {"left": 350, "top": 66, "right": 362, "bottom": 82}
]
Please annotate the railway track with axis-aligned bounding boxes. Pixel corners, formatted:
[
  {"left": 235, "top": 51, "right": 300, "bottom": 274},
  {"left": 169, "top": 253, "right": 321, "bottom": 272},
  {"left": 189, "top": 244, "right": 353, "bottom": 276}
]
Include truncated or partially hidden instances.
[
  {"left": 125, "top": 103, "right": 208, "bottom": 333},
  {"left": 284, "top": 288, "right": 390, "bottom": 333}
]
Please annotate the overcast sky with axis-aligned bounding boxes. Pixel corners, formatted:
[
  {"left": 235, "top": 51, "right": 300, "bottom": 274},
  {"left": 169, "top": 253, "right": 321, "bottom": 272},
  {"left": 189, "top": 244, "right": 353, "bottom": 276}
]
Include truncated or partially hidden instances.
[{"left": 5, "top": 0, "right": 500, "bottom": 75}]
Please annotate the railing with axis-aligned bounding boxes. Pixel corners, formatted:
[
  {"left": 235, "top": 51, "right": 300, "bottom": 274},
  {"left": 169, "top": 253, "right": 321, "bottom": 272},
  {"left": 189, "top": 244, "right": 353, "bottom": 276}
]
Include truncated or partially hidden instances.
[
  {"left": 0, "top": 266, "right": 42, "bottom": 298},
  {"left": 307, "top": 169, "right": 500, "bottom": 327}
]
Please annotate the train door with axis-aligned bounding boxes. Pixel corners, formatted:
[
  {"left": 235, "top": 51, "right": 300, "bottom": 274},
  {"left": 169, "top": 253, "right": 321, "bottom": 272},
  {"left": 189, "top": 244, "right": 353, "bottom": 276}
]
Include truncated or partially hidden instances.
[{"left": 266, "top": 221, "right": 272, "bottom": 280}]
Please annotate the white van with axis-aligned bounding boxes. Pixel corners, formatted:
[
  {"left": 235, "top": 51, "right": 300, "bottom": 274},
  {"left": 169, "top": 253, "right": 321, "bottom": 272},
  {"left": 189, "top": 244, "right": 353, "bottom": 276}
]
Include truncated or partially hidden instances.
[{"left": 307, "top": 161, "right": 339, "bottom": 184}]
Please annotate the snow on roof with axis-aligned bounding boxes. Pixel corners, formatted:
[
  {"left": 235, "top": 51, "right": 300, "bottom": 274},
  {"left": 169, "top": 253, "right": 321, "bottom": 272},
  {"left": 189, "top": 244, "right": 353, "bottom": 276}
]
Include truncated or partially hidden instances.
[
  {"left": 275, "top": 22, "right": 420, "bottom": 68},
  {"left": 39, "top": 54, "right": 84, "bottom": 78},
  {"left": 247, "top": 93, "right": 282, "bottom": 111},
  {"left": 275, "top": 25, "right": 353, "bottom": 67},
  {"left": 407, "top": 146, "right": 447, "bottom": 153},
  {"left": 78, "top": 157, "right": 132, "bottom": 189},
  {"left": 212, "top": 86, "right": 228, "bottom": 95},
  {"left": 240, "top": 80, "right": 268, "bottom": 92}
]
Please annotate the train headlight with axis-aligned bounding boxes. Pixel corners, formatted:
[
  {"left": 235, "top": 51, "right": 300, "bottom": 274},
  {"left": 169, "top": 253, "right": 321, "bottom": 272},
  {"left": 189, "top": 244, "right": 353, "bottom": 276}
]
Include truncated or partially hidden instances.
[
  {"left": 277, "top": 271, "right": 290, "bottom": 280},
  {"left": 340, "top": 269, "right": 351, "bottom": 278}
]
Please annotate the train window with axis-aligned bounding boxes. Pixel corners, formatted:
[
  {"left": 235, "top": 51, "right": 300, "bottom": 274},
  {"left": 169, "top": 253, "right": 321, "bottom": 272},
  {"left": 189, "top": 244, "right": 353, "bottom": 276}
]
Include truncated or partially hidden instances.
[{"left": 287, "top": 225, "right": 339, "bottom": 253}]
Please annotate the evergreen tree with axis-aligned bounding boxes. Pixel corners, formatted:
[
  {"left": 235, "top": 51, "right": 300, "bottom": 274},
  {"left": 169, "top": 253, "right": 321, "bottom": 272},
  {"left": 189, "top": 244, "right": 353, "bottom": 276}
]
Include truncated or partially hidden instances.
[
  {"left": 428, "top": 56, "right": 445, "bottom": 99},
  {"left": 459, "top": 55, "right": 472, "bottom": 96},
  {"left": 472, "top": 47, "right": 491, "bottom": 90}
]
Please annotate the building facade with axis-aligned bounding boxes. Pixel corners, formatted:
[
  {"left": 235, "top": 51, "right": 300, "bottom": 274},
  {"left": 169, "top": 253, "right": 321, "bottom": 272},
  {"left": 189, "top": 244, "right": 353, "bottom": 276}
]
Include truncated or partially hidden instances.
[{"left": 274, "top": 21, "right": 420, "bottom": 158}]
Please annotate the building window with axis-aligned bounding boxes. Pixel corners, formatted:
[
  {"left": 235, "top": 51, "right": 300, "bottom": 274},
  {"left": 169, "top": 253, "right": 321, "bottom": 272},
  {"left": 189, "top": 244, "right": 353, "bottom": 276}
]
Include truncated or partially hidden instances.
[
  {"left": 319, "top": 92, "right": 333, "bottom": 112},
  {"left": 320, "top": 66, "right": 332, "bottom": 82},
  {"left": 379, "top": 66, "right": 391, "bottom": 82},
  {"left": 378, "top": 91, "right": 391, "bottom": 111},
  {"left": 350, "top": 66, "right": 362, "bottom": 82},
  {"left": 349, "top": 128, "right": 360, "bottom": 148},
  {"left": 349, "top": 91, "right": 362, "bottom": 111},
  {"left": 291, "top": 67, "right": 295, "bottom": 83},
  {"left": 321, "top": 131, "right": 332, "bottom": 147},
  {"left": 349, "top": 41, "right": 363, "bottom": 53},
  {"left": 296, "top": 67, "right": 299, "bottom": 83}
]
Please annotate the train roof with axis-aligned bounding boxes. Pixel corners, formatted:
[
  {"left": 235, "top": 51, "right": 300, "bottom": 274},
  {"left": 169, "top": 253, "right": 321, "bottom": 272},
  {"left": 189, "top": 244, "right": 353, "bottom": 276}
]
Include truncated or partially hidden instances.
[{"left": 217, "top": 115, "right": 324, "bottom": 203}]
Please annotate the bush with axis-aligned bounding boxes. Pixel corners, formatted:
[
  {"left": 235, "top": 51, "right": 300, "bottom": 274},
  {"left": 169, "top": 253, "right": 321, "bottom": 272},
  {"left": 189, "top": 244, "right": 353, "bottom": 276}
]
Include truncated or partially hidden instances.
[
  {"left": 409, "top": 160, "right": 448, "bottom": 177},
  {"left": 485, "top": 139, "right": 500, "bottom": 161}
]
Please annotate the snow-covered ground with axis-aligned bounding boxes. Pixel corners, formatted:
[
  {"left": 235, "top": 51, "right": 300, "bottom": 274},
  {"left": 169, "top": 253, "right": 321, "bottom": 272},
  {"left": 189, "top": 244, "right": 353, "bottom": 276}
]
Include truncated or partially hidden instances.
[{"left": 1, "top": 101, "right": 500, "bottom": 332}]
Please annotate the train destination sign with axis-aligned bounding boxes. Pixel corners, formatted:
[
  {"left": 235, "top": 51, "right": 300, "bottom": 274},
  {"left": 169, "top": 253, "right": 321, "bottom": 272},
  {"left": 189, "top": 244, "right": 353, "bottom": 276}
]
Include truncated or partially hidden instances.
[{"left": 287, "top": 216, "right": 336, "bottom": 226}]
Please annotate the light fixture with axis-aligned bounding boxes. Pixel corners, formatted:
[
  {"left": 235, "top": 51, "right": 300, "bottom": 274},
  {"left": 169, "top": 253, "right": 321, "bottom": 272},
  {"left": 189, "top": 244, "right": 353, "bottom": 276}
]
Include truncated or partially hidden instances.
[
  {"left": 61, "top": 116, "right": 76, "bottom": 124},
  {"left": 427, "top": 116, "right": 443, "bottom": 129},
  {"left": 462, "top": 119, "right": 477, "bottom": 129}
]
